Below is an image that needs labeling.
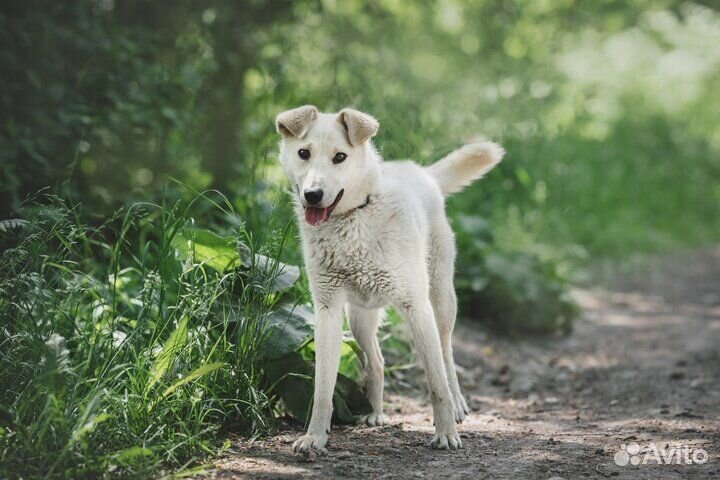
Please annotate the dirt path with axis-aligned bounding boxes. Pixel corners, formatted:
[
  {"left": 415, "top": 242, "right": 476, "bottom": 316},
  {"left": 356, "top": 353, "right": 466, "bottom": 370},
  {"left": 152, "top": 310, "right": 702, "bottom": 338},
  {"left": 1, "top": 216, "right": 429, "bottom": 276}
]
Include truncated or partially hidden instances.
[{"left": 212, "top": 249, "right": 720, "bottom": 479}]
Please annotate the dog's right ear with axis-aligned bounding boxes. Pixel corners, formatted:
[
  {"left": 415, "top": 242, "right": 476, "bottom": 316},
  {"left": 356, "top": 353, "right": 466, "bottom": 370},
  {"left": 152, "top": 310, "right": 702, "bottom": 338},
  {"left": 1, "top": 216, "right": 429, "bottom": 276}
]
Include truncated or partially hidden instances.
[{"left": 275, "top": 105, "right": 318, "bottom": 139}]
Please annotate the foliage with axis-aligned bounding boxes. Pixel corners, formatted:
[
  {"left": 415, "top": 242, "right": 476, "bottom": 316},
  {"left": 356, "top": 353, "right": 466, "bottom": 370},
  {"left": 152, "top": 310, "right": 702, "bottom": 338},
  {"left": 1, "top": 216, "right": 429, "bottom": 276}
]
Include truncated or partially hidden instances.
[
  {"left": 0, "top": 195, "right": 368, "bottom": 478},
  {"left": 453, "top": 213, "right": 578, "bottom": 335},
  {"left": 3, "top": 1, "right": 718, "bottom": 253}
]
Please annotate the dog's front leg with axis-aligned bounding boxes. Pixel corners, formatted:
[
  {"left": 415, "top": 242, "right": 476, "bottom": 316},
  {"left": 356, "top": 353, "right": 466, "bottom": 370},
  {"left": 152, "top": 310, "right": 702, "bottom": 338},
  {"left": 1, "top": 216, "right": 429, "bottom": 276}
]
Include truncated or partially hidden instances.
[
  {"left": 397, "top": 297, "right": 461, "bottom": 450},
  {"left": 292, "top": 299, "right": 344, "bottom": 453}
]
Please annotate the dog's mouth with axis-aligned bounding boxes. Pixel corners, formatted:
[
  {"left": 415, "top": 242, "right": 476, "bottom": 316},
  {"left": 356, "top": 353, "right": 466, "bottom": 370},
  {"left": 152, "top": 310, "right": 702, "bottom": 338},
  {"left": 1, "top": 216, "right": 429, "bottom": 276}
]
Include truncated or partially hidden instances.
[{"left": 304, "top": 189, "right": 344, "bottom": 226}]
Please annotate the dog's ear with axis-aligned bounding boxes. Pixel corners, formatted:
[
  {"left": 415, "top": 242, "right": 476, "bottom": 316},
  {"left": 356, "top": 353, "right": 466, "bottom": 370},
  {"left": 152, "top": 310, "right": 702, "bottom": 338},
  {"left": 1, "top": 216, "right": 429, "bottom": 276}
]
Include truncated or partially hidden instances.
[
  {"left": 337, "top": 108, "right": 379, "bottom": 146},
  {"left": 275, "top": 105, "right": 318, "bottom": 138}
]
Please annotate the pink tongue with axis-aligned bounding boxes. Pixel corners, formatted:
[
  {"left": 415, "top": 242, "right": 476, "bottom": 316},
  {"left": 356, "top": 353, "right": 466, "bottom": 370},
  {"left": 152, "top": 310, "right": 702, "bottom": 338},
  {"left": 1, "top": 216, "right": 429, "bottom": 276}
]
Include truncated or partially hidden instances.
[{"left": 305, "top": 207, "right": 329, "bottom": 226}]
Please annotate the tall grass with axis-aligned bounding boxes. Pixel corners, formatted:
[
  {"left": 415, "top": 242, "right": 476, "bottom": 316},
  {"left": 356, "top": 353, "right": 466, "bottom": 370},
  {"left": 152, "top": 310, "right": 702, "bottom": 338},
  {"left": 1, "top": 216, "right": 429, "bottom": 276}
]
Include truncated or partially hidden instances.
[{"left": 0, "top": 193, "right": 292, "bottom": 478}]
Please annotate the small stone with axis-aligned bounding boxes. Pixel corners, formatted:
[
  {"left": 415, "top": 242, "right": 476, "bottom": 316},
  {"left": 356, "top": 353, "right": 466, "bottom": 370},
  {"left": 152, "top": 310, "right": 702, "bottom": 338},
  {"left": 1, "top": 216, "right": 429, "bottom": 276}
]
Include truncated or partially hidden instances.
[
  {"left": 296, "top": 449, "right": 319, "bottom": 463},
  {"left": 670, "top": 371, "right": 685, "bottom": 380}
]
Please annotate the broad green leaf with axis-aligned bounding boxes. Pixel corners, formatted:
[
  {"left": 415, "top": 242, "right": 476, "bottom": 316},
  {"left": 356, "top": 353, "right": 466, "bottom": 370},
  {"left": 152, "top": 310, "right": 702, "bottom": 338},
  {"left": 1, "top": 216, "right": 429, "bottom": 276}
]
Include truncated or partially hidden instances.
[
  {"left": 249, "top": 253, "right": 301, "bottom": 292},
  {"left": 261, "top": 255, "right": 300, "bottom": 292},
  {"left": 171, "top": 227, "right": 240, "bottom": 272},
  {"left": 264, "top": 352, "right": 314, "bottom": 421},
  {"left": 300, "top": 337, "right": 362, "bottom": 380},
  {"left": 264, "top": 351, "right": 372, "bottom": 424},
  {"left": 333, "top": 372, "right": 373, "bottom": 424},
  {"left": 162, "top": 362, "right": 225, "bottom": 398},
  {"left": 261, "top": 303, "right": 313, "bottom": 359},
  {"left": 238, "top": 243, "right": 301, "bottom": 292},
  {"left": 146, "top": 316, "right": 188, "bottom": 393},
  {"left": 337, "top": 339, "right": 363, "bottom": 381}
]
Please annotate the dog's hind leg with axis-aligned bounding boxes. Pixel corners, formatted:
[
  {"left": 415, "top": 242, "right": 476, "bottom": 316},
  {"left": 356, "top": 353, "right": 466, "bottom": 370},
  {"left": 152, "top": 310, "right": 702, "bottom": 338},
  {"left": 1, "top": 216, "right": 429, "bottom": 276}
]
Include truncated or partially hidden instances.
[
  {"left": 429, "top": 223, "right": 470, "bottom": 423},
  {"left": 431, "top": 282, "right": 470, "bottom": 423},
  {"left": 348, "top": 305, "right": 385, "bottom": 426},
  {"left": 396, "top": 295, "right": 460, "bottom": 449}
]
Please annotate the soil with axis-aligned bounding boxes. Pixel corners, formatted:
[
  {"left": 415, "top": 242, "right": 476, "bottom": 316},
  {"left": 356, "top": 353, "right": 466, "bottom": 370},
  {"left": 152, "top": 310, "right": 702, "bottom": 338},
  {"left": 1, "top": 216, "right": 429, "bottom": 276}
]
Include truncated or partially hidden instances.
[{"left": 210, "top": 249, "right": 720, "bottom": 479}]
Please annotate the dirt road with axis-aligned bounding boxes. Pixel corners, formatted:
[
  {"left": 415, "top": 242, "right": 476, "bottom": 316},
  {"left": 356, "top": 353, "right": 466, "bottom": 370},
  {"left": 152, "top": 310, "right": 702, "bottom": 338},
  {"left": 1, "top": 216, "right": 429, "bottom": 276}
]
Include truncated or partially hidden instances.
[{"left": 212, "top": 249, "right": 720, "bottom": 479}]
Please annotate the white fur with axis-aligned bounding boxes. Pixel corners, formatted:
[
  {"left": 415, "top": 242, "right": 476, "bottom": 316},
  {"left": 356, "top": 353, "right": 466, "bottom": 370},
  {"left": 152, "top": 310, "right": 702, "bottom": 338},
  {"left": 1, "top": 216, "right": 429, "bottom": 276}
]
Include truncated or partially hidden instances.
[{"left": 275, "top": 106, "right": 504, "bottom": 453}]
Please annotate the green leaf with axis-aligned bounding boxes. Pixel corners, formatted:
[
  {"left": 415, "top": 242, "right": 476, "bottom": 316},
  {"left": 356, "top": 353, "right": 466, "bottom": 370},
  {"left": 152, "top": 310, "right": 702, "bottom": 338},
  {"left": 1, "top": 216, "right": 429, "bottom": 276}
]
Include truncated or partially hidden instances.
[
  {"left": 264, "top": 352, "right": 314, "bottom": 422},
  {"left": 162, "top": 362, "right": 226, "bottom": 398},
  {"left": 333, "top": 373, "right": 373, "bottom": 424},
  {"left": 299, "top": 337, "right": 363, "bottom": 381},
  {"left": 69, "top": 394, "right": 110, "bottom": 444},
  {"left": 245, "top": 253, "right": 301, "bottom": 292},
  {"left": 171, "top": 227, "right": 240, "bottom": 272},
  {"left": 337, "top": 339, "right": 363, "bottom": 381},
  {"left": 146, "top": 316, "right": 188, "bottom": 394},
  {"left": 264, "top": 351, "right": 372, "bottom": 425},
  {"left": 261, "top": 303, "right": 314, "bottom": 360},
  {"left": 112, "top": 446, "right": 155, "bottom": 466}
]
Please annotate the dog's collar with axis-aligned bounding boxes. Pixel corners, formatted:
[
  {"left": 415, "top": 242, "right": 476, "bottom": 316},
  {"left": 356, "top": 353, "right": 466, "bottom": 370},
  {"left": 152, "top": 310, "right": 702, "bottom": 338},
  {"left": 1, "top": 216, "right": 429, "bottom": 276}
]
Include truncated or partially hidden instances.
[
  {"left": 336, "top": 195, "right": 371, "bottom": 220},
  {"left": 356, "top": 195, "right": 371, "bottom": 210}
]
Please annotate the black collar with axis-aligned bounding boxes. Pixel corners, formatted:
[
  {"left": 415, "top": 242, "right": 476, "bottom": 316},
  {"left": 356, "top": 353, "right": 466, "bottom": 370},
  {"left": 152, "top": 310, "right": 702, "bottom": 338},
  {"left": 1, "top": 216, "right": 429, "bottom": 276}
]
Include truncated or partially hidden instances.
[{"left": 356, "top": 195, "right": 371, "bottom": 210}]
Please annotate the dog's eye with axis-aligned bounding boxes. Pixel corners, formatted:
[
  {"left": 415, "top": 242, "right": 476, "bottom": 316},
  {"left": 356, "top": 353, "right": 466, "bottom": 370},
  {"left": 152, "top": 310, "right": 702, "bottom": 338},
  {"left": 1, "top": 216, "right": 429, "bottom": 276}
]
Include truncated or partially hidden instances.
[
  {"left": 298, "top": 149, "right": 311, "bottom": 160},
  {"left": 332, "top": 152, "right": 347, "bottom": 164}
]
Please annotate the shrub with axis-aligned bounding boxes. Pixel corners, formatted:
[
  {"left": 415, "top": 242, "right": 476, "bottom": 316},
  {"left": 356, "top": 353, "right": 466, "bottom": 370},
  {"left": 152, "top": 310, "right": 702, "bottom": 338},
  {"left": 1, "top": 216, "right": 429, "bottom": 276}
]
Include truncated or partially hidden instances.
[{"left": 454, "top": 213, "right": 579, "bottom": 336}]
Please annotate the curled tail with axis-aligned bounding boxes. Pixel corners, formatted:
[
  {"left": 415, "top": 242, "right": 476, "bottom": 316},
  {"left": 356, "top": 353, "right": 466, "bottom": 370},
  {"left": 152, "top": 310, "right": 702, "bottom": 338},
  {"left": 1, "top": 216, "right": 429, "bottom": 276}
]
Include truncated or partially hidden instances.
[{"left": 426, "top": 141, "right": 504, "bottom": 196}]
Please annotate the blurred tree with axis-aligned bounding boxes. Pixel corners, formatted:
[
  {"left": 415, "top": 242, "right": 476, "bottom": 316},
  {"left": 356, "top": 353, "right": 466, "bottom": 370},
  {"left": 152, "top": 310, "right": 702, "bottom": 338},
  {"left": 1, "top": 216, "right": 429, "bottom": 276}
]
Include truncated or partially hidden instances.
[
  {"left": 196, "top": 1, "right": 298, "bottom": 187},
  {"left": 0, "top": 0, "right": 305, "bottom": 215},
  {"left": 1, "top": 0, "right": 718, "bottom": 255},
  {"left": 0, "top": 0, "right": 188, "bottom": 213}
]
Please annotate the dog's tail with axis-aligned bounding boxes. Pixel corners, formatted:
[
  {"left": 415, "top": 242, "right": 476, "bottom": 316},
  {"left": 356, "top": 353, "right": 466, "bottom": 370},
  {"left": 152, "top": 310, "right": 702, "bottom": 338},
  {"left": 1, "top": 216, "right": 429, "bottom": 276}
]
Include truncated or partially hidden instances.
[{"left": 426, "top": 141, "right": 504, "bottom": 196}]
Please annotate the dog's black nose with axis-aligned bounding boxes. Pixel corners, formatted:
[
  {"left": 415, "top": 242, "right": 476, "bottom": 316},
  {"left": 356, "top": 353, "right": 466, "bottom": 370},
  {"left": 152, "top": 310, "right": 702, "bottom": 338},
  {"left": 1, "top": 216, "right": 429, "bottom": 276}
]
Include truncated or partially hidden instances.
[{"left": 304, "top": 189, "right": 323, "bottom": 205}]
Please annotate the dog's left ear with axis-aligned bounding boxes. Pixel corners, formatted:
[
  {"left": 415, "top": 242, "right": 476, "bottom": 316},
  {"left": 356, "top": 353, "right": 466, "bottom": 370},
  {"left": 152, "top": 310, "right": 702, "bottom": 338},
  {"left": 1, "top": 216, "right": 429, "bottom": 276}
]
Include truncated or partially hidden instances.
[{"left": 337, "top": 108, "right": 379, "bottom": 146}]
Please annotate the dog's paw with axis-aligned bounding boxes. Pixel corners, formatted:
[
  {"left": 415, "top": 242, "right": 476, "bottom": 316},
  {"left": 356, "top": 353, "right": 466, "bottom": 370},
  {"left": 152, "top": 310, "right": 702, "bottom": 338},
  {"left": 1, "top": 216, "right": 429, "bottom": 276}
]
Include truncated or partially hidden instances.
[
  {"left": 453, "top": 394, "right": 470, "bottom": 423},
  {"left": 430, "top": 431, "right": 462, "bottom": 450},
  {"left": 359, "top": 413, "right": 385, "bottom": 426},
  {"left": 292, "top": 434, "right": 328, "bottom": 454},
  {"left": 453, "top": 403, "right": 466, "bottom": 424}
]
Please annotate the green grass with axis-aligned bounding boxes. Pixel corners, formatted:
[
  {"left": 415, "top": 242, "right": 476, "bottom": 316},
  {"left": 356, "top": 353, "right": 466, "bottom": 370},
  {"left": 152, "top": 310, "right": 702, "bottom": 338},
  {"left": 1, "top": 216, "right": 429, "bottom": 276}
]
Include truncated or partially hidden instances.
[
  {"left": 0, "top": 194, "right": 285, "bottom": 477},
  {"left": 0, "top": 190, "right": 387, "bottom": 478}
]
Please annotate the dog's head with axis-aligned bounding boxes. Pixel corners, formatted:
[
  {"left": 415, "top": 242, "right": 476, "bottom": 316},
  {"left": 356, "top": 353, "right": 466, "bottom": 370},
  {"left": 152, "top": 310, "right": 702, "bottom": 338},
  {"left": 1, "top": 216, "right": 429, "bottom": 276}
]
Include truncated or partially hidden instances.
[{"left": 275, "top": 105, "right": 380, "bottom": 226}]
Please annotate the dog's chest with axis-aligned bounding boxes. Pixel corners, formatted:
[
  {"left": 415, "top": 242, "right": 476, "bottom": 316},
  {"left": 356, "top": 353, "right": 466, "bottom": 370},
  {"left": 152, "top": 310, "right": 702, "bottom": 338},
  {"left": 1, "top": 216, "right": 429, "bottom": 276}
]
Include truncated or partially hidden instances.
[{"left": 308, "top": 220, "right": 399, "bottom": 305}]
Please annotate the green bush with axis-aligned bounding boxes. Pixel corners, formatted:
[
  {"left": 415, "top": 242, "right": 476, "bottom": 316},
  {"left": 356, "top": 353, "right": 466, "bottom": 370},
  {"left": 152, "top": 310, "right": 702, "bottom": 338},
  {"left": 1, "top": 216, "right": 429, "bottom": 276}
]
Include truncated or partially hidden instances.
[{"left": 454, "top": 213, "right": 578, "bottom": 335}]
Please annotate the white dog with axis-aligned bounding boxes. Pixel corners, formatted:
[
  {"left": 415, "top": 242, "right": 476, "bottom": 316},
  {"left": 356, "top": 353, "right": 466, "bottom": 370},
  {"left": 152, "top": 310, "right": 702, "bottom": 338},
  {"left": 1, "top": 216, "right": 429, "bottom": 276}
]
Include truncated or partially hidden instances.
[{"left": 275, "top": 105, "right": 503, "bottom": 452}]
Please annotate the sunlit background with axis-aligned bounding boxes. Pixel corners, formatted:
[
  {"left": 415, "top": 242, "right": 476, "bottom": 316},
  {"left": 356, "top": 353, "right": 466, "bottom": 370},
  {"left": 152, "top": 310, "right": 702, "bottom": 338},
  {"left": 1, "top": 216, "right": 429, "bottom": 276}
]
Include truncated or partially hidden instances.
[{"left": 4, "top": 0, "right": 720, "bottom": 249}]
